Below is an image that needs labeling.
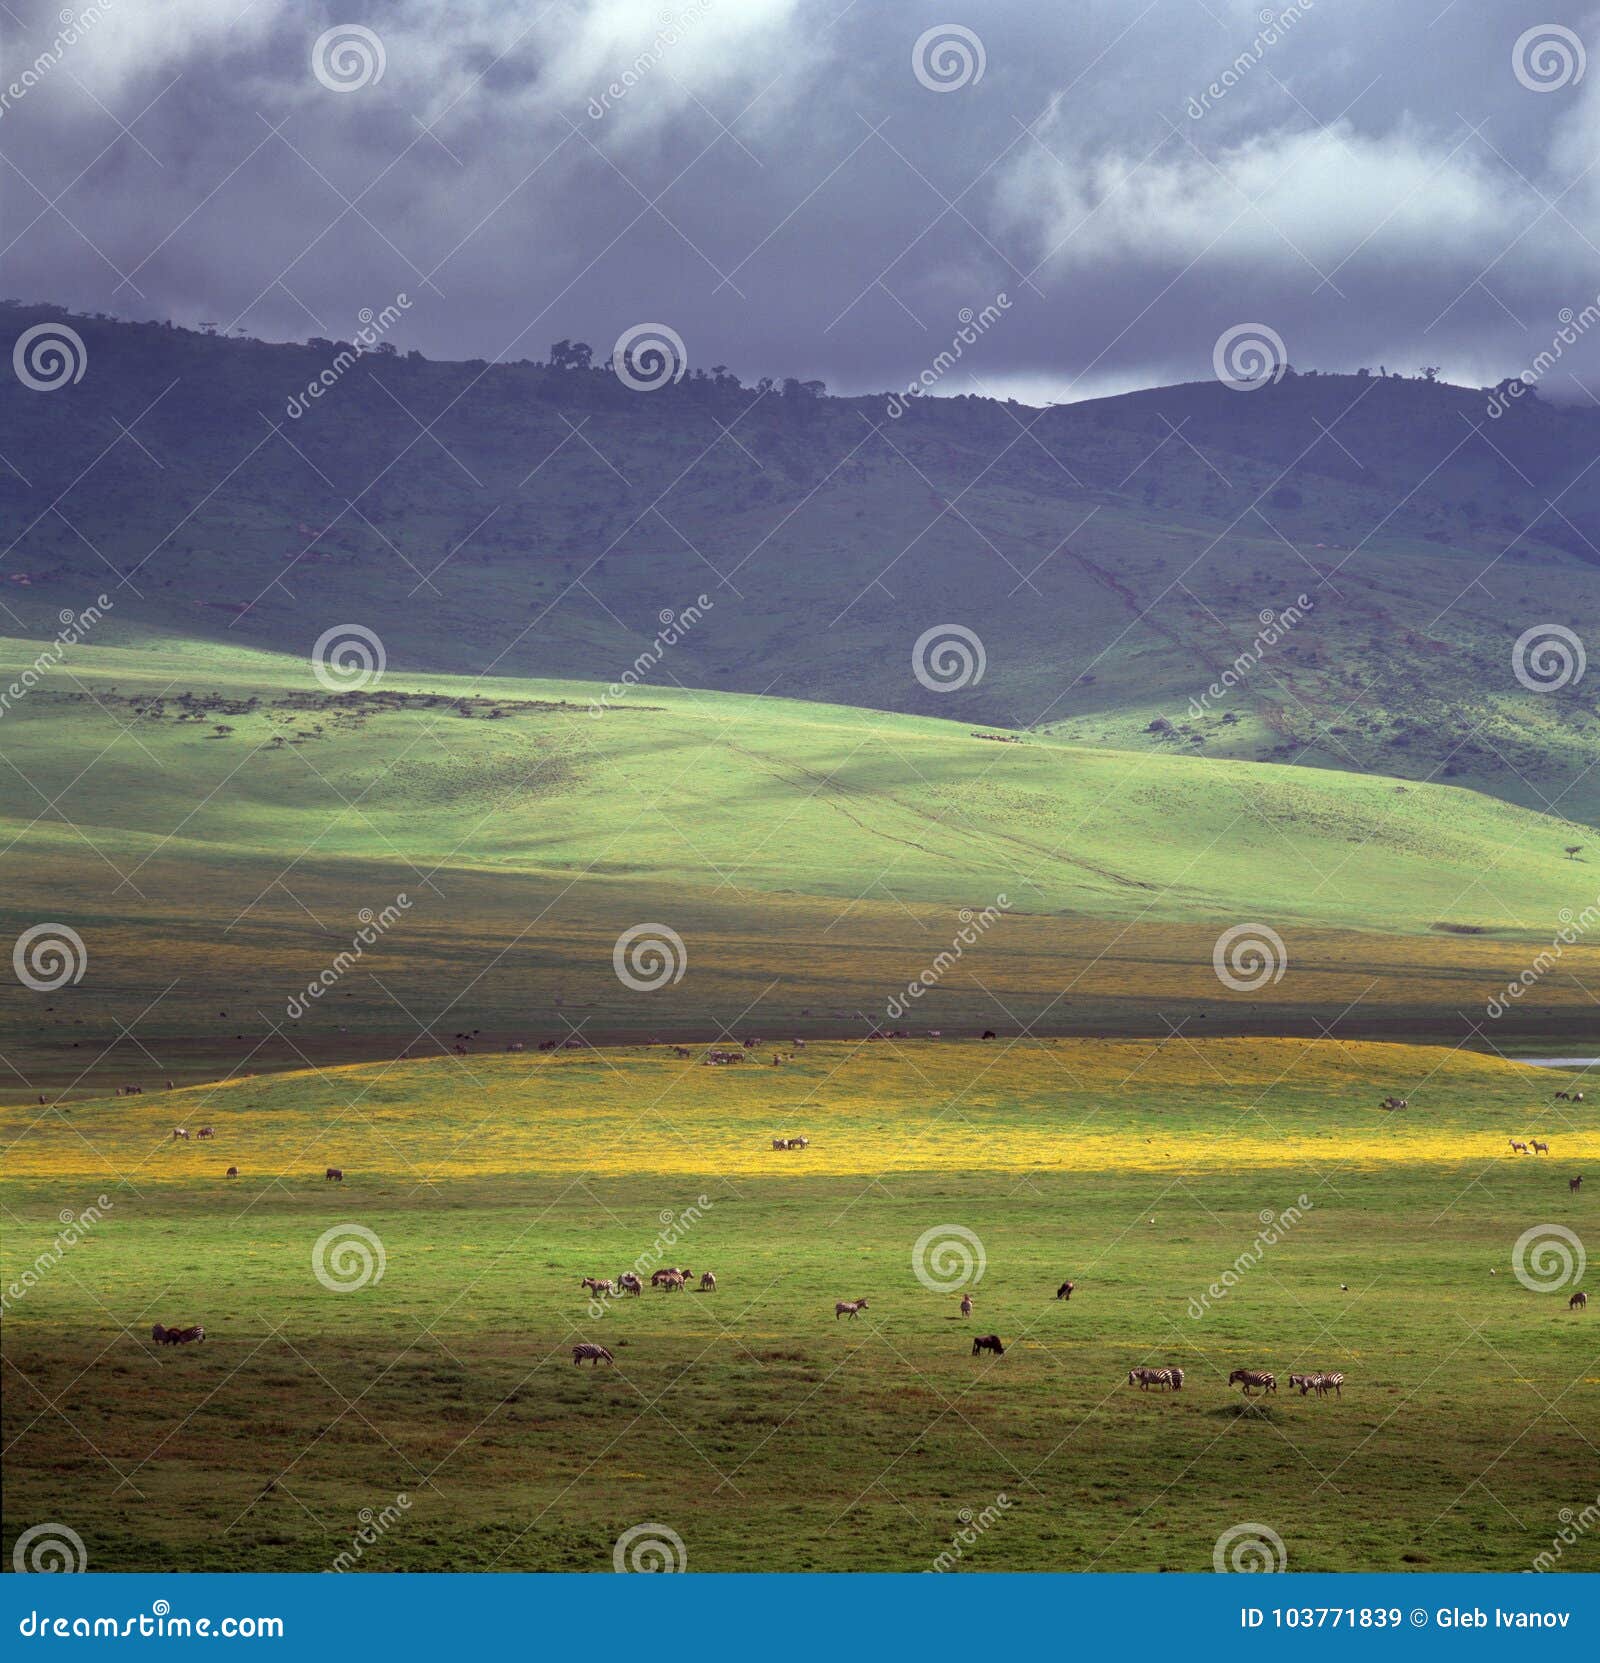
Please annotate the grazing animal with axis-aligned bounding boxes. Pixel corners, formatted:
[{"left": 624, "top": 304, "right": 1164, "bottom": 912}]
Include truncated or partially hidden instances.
[
  {"left": 172, "top": 1128, "right": 189, "bottom": 1140},
  {"left": 1510, "top": 1140, "right": 1529, "bottom": 1155},
  {"left": 971, "top": 1334, "right": 1005, "bottom": 1356},
  {"left": 835, "top": 1298, "right": 869, "bottom": 1319},
  {"left": 1056, "top": 1280, "right": 1074, "bottom": 1300},
  {"left": 196, "top": 1126, "right": 214, "bottom": 1139},
  {"left": 650, "top": 1267, "right": 690, "bottom": 1286},
  {"left": 572, "top": 1342, "right": 614, "bottom": 1366},
  {"left": 699, "top": 1271, "right": 716, "bottom": 1292},
  {"left": 1295, "top": 1370, "right": 1344, "bottom": 1397},
  {"left": 1571, "top": 1291, "right": 1588, "bottom": 1311},
  {"left": 960, "top": 1293, "right": 973, "bottom": 1317},
  {"left": 225, "top": 1166, "right": 237, "bottom": 1178},
  {"left": 1571, "top": 1176, "right": 1583, "bottom": 1194},
  {"left": 618, "top": 1272, "right": 643, "bottom": 1296},
  {"left": 786, "top": 1136, "right": 809, "bottom": 1150},
  {"left": 1228, "top": 1368, "right": 1277, "bottom": 1396},
  {"left": 154, "top": 1323, "right": 204, "bottom": 1345},
  {"left": 1288, "top": 1372, "right": 1315, "bottom": 1394},
  {"left": 581, "top": 1277, "right": 617, "bottom": 1297},
  {"left": 325, "top": 1167, "right": 343, "bottom": 1182},
  {"left": 772, "top": 1138, "right": 787, "bottom": 1150},
  {"left": 1532, "top": 1139, "right": 1549, "bottom": 1155},
  {"left": 1128, "top": 1366, "right": 1180, "bottom": 1390},
  {"left": 657, "top": 1270, "right": 686, "bottom": 1292}
]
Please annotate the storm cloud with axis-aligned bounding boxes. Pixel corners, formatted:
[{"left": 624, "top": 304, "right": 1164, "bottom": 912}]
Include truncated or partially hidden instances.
[{"left": 1, "top": 0, "right": 1596, "bottom": 400}]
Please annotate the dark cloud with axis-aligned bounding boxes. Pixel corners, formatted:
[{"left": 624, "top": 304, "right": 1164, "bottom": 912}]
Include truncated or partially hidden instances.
[{"left": 1, "top": 0, "right": 1596, "bottom": 401}]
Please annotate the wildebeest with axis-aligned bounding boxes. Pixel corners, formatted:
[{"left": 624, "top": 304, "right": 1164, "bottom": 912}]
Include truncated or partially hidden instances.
[
  {"left": 152, "top": 1323, "right": 204, "bottom": 1345},
  {"left": 835, "top": 1298, "right": 869, "bottom": 1319},
  {"left": 971, "top": 1334, "right": 1005, "bottom": 1356},
  {"left": 699, "top": 1271, "right": 716, "bottom": 1291},
  {"left": 572, "top": 1342, "right": 614, "bottom": 1365},
  {"left": 1572, "top": 1291, "right": 1589, "bottom": 1311},
  {"left": 581, "top": 1277, "right": 617, "bottom": 1297},
  {"left": 960, "top": 1293, "right": 972, "bottom": 1317},
  {"left": 1228, "top": 1368, "right": 1276, "bottom": 1396},
  {"left": 1572, "top": 1176, "right": 1584, "bottom": 1194},
  {"left": 1056, "top": 1280, "right": 1075, "bottom": 1301},
  {"left": 225, "top": 1166, "right": 238, "bottom": 1179},
  {"left": 196, "top": 1126, "right": 214, "bottom": 1139},
  {"left": 325, "top": 1167, "right": 343, "bottom": 1182}
]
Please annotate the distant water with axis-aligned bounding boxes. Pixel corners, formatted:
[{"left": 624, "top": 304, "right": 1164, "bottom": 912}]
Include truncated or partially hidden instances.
[{"left": 1519, "top": 1057, "right": 1599, "bottom": 1068}]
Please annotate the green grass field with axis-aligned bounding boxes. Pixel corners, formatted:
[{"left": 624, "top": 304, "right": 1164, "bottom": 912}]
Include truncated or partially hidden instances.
[{"left": 3, "top": 1039, "right": 1596, "bottom": 1572}]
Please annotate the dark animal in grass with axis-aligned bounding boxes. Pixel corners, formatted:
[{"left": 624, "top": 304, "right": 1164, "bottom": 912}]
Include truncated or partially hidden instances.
[
  {"left": 153, "top": 1323, "right": 204, "bottom": 1345},
  {"left": 1056, "top": 1280, "right": 1074, "bottom": 1300},
  {"left": 1572, "top": 1176, "right": 1583, "bottom": 1194},
  {"left": 225, "top": 1166, "right": 237, "bottom": 1178},
  {"left": 1571, "top": 1291, "right": 1588, "bottom": 1310},
  {"left": 971, "top": 1334, "right": 1005, "bottom": 1356},
  {"left": 325, "top": 1167, "right": 343, "bottom": 1181}
]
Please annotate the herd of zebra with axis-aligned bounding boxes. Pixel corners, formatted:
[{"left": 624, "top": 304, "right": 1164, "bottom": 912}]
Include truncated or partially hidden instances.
[{"left": 1124, "top": 1366, "right": 1344, "bottom": 1397}]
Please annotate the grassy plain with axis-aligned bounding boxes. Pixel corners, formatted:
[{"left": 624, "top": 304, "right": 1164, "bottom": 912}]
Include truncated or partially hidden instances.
[{"left": 3, "top": 1039, "right": 1596, "bottom": 1573}]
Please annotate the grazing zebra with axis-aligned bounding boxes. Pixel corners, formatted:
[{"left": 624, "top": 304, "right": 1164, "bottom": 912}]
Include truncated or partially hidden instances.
[
  {"left": 325, "top": 1167, "right": 343, "bottom": 1182},
  {"left": 1228, "top": 1368, "right": 1276, "bottom": 1396},
  {"left": 618, "top": 1272, "right": 643, "bottom": 1295},
  {"left": 657, "top": 1270, "right": 686, "bottom": 1292},
  {"left": 1056, "top": 1280, "right": 1074, "bottom": 1301},
  {"left": 699, "top": 1271, "right": 716, "bottom": 1292},
  {"left": 835, "top": 1298, "right": 869, "bottom": 1319},
  {"left": 787, "top": 1136, "right": 809, "bottom": 1150},
  {"left": 1571, "top": 1176, "right": 1584, "bottom": 1194},
  {"left": 581, "top": 1277, "right": 617, "bottom": 1297},
  {"left": 972, "top": 1335, "right": 1005, "bottom": 1356},
  {"left": 1531, "top": 1139, "right": 1549, "bottom": 1155},
  {"left": 172, "top": 1128, "right": 190, "bottom": 1141},
  {"left": 1296, "top": 1371, "right": 1344, "bottom": 1397},
  {"left": 1288, "top": 1373, "right": 1315, "bottom": 1394},
  {"left": 650, "top": 1267, "right": 690, "bottom": 1286},
  {"left": 1128, "top": 1366, "right": 1181, "bottom": 1391},
  {"left": 571, "top": 1342, "right": 614, "bottom": 1366},
  {"left": 960, "top": 1293, "right": 973, "bottom": 1317},
  {"left": 1571, "top": 1291, "right": 1589, "bottom": 1311},
  {"left": 1509, "top": 1140, "right": 1529, "bottom": 1155}
]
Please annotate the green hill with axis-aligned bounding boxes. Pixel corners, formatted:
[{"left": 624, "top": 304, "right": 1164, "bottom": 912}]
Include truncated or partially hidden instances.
[{"left": 2, "top": 302, "right": 1596, "bottom": 819}]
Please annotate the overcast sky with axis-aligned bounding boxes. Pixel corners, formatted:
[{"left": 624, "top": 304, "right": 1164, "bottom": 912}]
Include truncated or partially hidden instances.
[{"left": 2, "top": 0, "right": 1597, "bottom": 402}]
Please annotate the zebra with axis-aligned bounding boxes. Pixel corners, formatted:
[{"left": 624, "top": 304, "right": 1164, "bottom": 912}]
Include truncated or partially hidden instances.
[
  {"left": 1510, "top": 1140, "right": 1529, "bottom": 1154},
  {"left": 1295, "top": 1370, "right": 1344, "bottom": 1396},
  {"left": 581, "top": 1277, "right": 617, "bottom": 1297},
  {"left": 1128, "top": 1366, "right": 1181, "bottom": 1391},
  {"left": 1531, "top": 1139, "right": 1550, "bottom": 1155},
  {"left": 960, "top": 1293, "right": 973, "bottom": 1317},
  {"left": 618, "top": 1272, "right": 644, "bottom": 1295},
  {"left": 1571, "top": 1176, "right": 1584, "bottom": 1194},
  {"left": 572, "top": 1342, "right": 614, "bottom": 1366},
  {"left": 699, "top": 1271, "right": 716, "bottom": 1292},
  {"left": 657, "top": 1270, "right": 686, "bottom": 1292},
  {"left": 835, "top": 1298, "right": 869, "bottom": 1319},
  {"left": 172, "top": 1128, "right": 190, "bottom": 1140},
  {"left": 1228, "top": 1368, "right": 1276, "bottom": 1396}
]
